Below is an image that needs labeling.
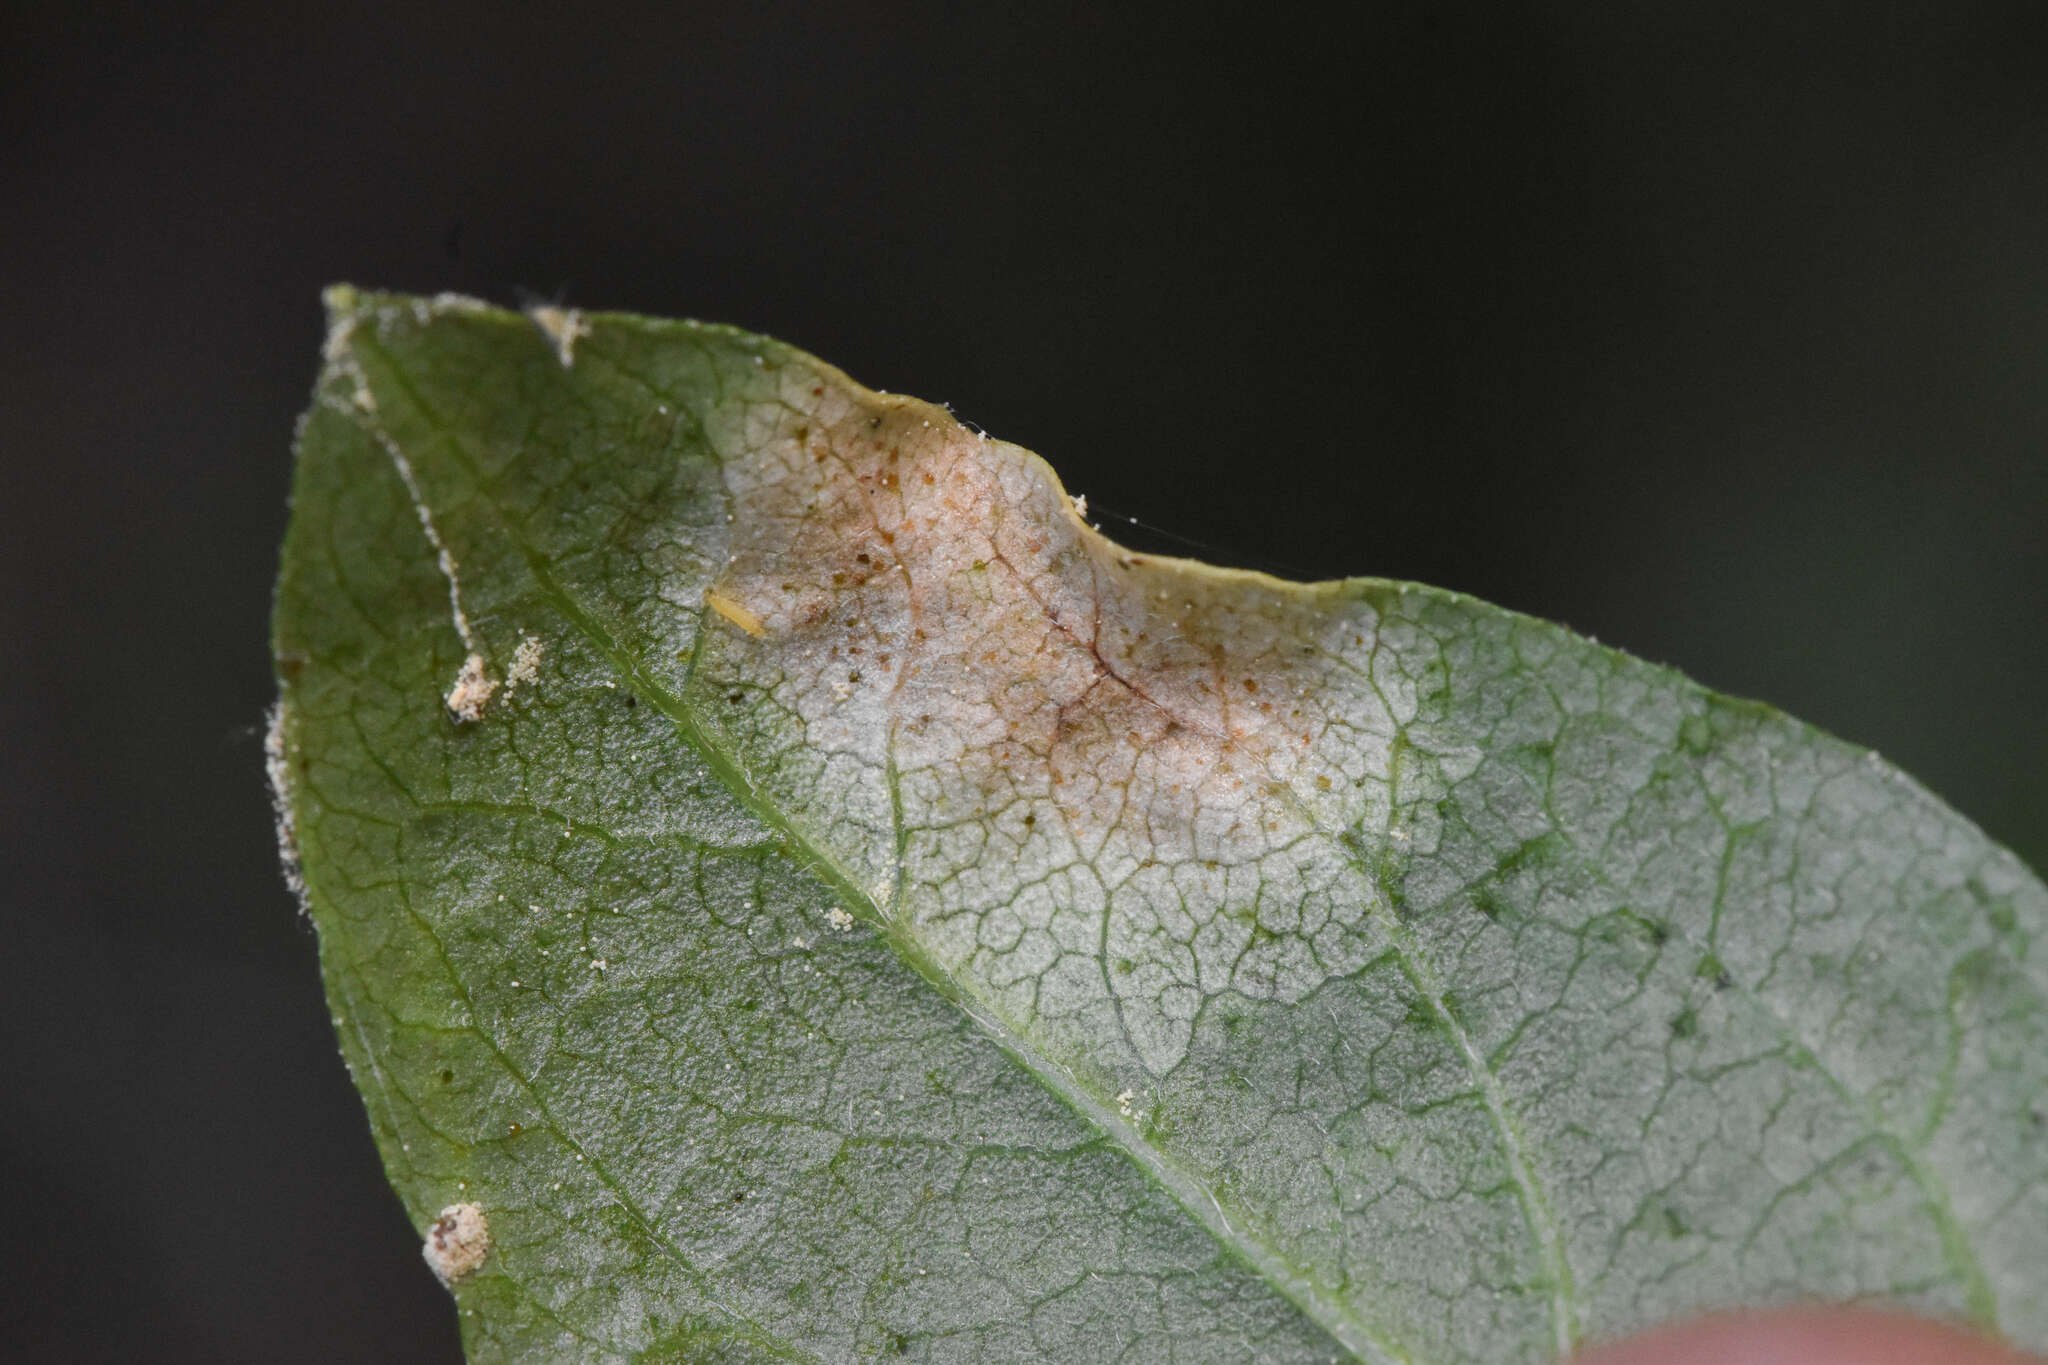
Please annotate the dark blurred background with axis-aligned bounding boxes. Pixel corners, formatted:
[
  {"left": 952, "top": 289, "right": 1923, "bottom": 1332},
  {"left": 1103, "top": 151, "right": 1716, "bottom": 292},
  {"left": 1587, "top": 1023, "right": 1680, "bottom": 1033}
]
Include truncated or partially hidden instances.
[{"left": 3, "top": 2, "right": 2043, "bottom": 1359}]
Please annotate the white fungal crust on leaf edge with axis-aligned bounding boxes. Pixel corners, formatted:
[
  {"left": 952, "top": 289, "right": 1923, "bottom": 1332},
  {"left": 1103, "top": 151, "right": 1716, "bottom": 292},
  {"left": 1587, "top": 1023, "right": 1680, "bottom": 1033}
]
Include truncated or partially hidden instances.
[{"left": 422, "top": 1202, "right": 490, "bottom": 1286}]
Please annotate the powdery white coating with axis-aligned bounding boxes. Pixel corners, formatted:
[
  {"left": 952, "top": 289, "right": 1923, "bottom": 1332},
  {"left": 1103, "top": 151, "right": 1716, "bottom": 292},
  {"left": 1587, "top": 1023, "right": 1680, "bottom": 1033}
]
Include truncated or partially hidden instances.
[
  {"left": 263, "top": 702, "right": 303, "bottom": 897},
  {"left": 503, "top": 634, "right": 544, "bottom": 696},
  {"left": 422, "top": 1202, "right": 490, "bottom": 1285},
  {"left": 316, "top": 301, "right": 488, "bottom": 671},
  {"left": 687, "top": 365, "right": 1413, "bottom": 1074},
  {"left": 528, "top": 305, "right": 590, "bottom": 367},
  {"left": 445, "top": 652, "right": 496, "bottom": 722}
]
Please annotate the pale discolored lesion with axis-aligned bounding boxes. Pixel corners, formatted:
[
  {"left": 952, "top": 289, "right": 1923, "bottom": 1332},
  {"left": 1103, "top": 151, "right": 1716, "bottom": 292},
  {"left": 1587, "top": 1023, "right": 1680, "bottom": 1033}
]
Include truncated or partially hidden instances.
[{"left": 686, "top": 363, "right": 1417, "bottom": 1075}]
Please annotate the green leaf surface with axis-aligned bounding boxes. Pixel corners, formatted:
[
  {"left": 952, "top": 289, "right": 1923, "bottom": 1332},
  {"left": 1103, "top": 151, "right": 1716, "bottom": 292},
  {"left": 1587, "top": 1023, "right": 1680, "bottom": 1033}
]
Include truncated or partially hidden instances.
[{"left": 271, "top": 288, "right": 2048, "bottom": 1363}]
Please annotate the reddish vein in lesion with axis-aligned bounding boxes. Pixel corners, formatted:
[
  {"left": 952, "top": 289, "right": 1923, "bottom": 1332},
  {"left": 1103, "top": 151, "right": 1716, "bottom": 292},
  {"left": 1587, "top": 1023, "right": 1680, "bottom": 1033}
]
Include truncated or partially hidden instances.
[{"left": 984, "top": 540, "right": 1220, "bottom": 745}]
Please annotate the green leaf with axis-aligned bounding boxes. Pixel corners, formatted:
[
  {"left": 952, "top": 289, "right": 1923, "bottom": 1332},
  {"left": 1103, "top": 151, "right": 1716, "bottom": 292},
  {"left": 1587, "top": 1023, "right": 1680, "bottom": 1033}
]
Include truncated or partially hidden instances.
[{"left": 271, "top": 288, "right": 2047, "bottom": 1363}]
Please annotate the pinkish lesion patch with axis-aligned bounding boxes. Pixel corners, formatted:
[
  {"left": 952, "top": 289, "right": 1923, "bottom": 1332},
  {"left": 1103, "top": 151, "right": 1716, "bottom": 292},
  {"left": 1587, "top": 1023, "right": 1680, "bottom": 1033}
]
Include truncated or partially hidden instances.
[{"left": 679, "top": 360, "right": 1405, "bottom": 1073}]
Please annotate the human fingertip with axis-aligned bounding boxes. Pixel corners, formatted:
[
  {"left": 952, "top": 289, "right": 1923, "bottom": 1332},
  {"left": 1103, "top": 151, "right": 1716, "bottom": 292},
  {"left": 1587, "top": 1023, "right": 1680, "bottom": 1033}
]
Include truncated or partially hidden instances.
[{"left": 1568, "top": 1307, "right": 2039, "bottom": 1365}]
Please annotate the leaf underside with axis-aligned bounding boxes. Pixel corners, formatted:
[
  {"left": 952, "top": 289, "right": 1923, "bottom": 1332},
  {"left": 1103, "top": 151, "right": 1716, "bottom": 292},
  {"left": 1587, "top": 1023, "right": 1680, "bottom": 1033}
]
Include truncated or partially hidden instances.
[{"left": 271, "top": 289, "right": 2047, "bottom": 1364}]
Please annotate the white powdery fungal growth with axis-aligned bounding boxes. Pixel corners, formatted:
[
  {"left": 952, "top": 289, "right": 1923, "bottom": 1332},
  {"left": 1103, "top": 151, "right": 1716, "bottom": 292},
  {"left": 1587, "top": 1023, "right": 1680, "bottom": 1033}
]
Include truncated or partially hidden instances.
[
  {"left": 264, "top": 703, "right": 304, "bottom": 897},
  {"left": 503, "top": 634, "right": 544, "bottom": 696},
  {"left": 529, "top": 305, "right": 590, "bottom": 368},
  {"left": 445, "top": 653, "right": 496, "bottom": 722},
  {"left": 422, "top": 1203, "right": 490, "bottom": 1286}
]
